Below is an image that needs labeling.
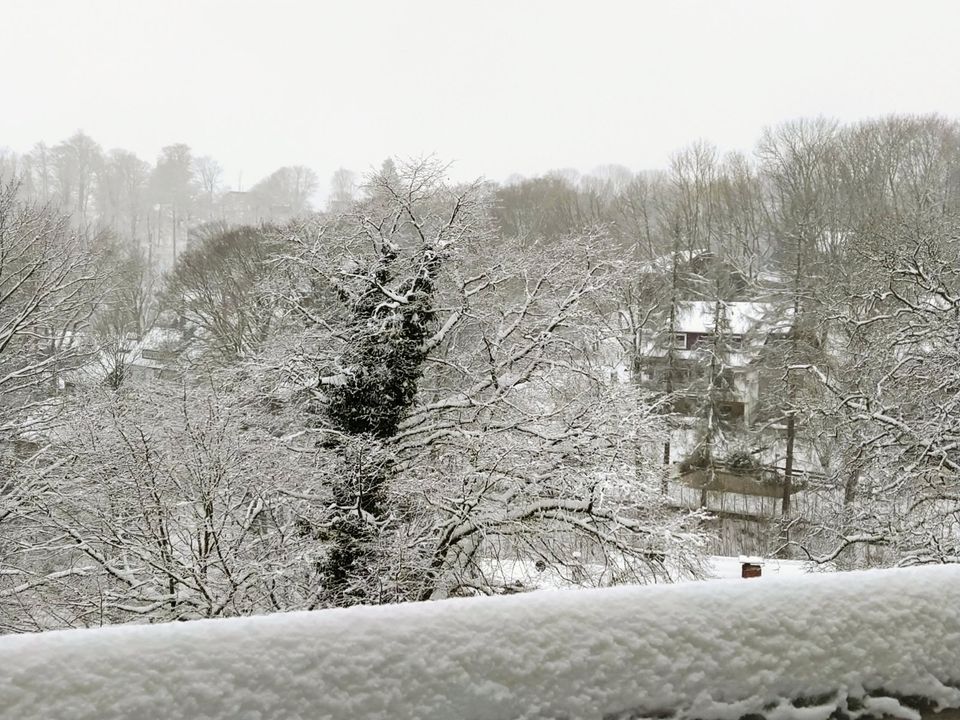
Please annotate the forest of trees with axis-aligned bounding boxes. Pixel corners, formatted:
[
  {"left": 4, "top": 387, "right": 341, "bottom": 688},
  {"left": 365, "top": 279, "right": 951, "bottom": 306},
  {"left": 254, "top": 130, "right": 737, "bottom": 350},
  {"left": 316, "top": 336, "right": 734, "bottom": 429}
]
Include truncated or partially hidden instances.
[
  {"left": 0, "top": 131, "right": 361, "bottom": 270},
  {"left": 0, "top": 114, "right": 958, "bottom": 632}
]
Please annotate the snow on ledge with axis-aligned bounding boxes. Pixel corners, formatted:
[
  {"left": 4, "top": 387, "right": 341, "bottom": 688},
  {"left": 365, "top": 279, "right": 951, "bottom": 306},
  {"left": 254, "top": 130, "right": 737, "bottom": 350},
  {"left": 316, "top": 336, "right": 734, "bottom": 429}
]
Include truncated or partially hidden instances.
[{"left": 1, "top": 566, "right": 959, "bottom": 720}]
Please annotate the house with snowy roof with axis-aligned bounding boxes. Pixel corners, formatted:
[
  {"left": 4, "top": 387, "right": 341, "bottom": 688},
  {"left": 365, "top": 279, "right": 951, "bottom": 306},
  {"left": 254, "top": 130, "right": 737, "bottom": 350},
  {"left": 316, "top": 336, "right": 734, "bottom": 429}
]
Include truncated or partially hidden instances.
[
  {"left": 124, "top": 326, "right": 186, "bottom": 384},
  {"left": 56, "top": 325, "right": 187, "bottom": 390},
  {"left": 637, "top": 300, "right": 792, "bottom": 427}
]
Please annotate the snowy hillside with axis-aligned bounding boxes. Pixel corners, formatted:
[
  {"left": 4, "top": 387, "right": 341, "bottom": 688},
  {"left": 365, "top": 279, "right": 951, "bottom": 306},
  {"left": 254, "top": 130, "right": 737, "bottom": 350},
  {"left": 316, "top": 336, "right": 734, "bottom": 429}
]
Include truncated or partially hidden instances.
[{"left": 1, "top": 566, "right": 959, "bottom": 720}]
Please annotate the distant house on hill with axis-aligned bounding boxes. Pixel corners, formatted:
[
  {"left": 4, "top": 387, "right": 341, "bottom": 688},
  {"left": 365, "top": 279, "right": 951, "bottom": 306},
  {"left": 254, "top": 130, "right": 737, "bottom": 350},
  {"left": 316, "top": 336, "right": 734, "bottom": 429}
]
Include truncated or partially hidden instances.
[
  {"left": 125, "top": 327, "right": 185, "bottom": 384},
  {"left": 58, "top": 325, "right": 187, "bottom": 390}
]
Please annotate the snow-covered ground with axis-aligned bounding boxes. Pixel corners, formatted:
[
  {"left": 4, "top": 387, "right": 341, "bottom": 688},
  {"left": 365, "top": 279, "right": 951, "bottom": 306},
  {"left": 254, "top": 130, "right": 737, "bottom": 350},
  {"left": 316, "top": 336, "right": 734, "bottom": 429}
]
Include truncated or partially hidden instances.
[
  {"left": 1, "top": 565, "right": 958, "bottom": 720},
  {"left": 476, "top": 554, "right": 814, "bottom": 591},
  {"left": 706, "top": 554, "right": 813, "bottom": 579}
]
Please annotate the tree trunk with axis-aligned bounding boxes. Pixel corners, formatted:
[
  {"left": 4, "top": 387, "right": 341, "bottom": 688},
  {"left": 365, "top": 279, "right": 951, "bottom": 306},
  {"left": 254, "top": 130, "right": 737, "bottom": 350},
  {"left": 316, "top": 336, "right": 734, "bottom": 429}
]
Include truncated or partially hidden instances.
[
  {"left": 661, "top": 439, "right": 670, "bottom": 495},
  {"left": 777, "top": 412, "right": 796, "bottom": 558},
  {"left": 782, "top": 412, "right": 795, "bottom": 516}
]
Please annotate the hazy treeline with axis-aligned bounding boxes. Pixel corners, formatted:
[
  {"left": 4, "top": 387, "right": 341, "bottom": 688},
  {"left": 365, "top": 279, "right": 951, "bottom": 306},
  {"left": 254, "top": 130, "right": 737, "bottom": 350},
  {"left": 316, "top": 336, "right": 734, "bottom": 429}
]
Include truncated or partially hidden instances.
[
  {"left": 0, "top": 131, "right": 362, "bottom": 267},
  {"left": 0, "top": 114, "right": 958, "bottom": 632}
]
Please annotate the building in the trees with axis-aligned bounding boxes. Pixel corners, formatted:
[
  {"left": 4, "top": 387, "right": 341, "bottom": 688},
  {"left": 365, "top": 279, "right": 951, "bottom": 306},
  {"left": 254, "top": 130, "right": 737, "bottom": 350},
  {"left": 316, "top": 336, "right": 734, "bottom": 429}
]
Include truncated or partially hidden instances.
[
  {"left": 124, "top": 327, "right": 185, "bottom": 384},
  {"left": 58, "top": 326, "right": 186, "bottom": 390},
  {"left": 637, "top": 300, "right": 791, "bottom": 428}
]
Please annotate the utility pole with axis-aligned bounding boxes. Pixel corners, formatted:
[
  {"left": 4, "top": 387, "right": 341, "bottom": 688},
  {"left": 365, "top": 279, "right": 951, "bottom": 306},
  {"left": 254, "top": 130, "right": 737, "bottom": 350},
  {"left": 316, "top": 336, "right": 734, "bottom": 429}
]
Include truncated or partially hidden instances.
[{"left": 782, "top": 411, "right": 795, "bottom": 516}]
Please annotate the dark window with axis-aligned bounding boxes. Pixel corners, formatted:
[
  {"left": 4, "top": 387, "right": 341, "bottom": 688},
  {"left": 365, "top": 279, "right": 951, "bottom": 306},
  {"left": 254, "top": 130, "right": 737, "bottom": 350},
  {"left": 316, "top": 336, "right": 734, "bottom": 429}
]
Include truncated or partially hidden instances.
[{"left": 718, "top": 401, "right": 745, "bottom": 420}]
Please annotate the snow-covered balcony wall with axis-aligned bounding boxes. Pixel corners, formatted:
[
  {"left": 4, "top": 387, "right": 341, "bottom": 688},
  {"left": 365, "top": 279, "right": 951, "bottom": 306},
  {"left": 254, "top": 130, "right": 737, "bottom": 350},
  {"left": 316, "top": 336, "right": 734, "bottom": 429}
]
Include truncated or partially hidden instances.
[{"left": 1, "top": 566, "right": 959, "bottom": 720}]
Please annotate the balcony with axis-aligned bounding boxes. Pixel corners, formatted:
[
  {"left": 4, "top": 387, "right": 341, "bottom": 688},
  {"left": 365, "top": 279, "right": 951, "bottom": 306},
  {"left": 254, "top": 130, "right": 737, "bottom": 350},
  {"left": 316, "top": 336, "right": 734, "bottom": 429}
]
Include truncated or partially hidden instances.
[{"left": 1, "top": 566, "right": 957, "bottom": 720}]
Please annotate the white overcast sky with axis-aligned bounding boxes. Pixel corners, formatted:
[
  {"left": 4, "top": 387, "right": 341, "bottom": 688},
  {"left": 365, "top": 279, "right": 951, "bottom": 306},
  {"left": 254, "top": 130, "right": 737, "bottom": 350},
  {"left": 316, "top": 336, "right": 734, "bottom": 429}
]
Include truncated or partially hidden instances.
[{"left": 4, "top": 0, "right": 960, "bottom": 197}]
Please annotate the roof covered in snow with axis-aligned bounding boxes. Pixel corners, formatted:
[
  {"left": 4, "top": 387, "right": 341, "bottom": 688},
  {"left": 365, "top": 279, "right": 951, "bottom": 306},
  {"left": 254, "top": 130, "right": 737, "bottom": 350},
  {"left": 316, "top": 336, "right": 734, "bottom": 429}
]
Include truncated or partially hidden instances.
[
  {"left": 674, "top": 300, "right": 792, "bottom": 336},
  {"left": 127, "top": 326, "right": 185, "bottom": 369},
  {"left": 0, "top": 565, "right": 958, "bottom": 720}
]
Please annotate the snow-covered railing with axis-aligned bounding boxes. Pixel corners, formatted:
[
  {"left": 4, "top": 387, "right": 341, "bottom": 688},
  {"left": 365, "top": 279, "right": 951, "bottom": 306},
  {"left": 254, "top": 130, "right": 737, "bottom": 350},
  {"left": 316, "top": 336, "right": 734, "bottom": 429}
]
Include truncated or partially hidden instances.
[
  {"left": 664, "top": 477, "right": 839, "bottom": 522},
  {"left": 1, "top": 566, "right": 959, "bottom": 720}
]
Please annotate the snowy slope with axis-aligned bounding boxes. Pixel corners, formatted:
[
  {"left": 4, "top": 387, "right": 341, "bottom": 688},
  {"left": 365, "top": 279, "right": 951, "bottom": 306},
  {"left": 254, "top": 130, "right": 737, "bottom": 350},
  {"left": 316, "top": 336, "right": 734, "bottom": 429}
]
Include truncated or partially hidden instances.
[
  {"left": 1, "top": 566, "right": 959, "bottom": 720},
  {"left": 475, "top": 554, "right": 811, "bottom": 591},
  {"left": 706, "top": 555, "right": 812, "bottom": 579}
]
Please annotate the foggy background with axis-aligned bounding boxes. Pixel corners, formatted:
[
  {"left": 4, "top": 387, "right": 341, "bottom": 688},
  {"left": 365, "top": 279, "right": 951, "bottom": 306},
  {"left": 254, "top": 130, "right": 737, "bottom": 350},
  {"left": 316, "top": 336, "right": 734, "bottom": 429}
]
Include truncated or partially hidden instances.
[{"left": 4, "top": 0, "right": 960, "bottom": 203}]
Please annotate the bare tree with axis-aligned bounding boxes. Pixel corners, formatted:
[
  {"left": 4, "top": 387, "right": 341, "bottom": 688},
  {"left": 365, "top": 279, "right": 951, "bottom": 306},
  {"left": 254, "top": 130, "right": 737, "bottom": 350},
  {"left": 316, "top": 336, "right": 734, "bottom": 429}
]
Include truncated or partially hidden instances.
[
  {"left": 27, "top": 143, "right": 54, "bottom": 204},
  {"left": 798, "top": 214, "right": 960, "bottom": 567},
  {"left": 88, "top": 244, "right": 159, "bottom": 389},
  {"left": 250, "top": 166, "right": 318, "bottom": 219},
  {"left": 193, "top": 155, "right": 224, "bottom": 221},
  {"left": 0, "top": 185, "right": 105, "bottom": 630},
  {"left": 0, "top": 182, "right": 103, "bottom": 432},
  {"left": 327, "top": 167, "right": 357, "bottom": 214},
  {"left": 271, "top": 160, "right": 706, "bottom": 605},
  {"left": 162, "top": 224, "right": 282, "bottom": 362},
  {"left": 4, "top": 380, "right": 325, "bottom": 630},
  {"left": 52, "top": 131, "right": 103, "bottom": 224},
  {"left": 96, "top": 149, "right": 151, "bottom": 247}
]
